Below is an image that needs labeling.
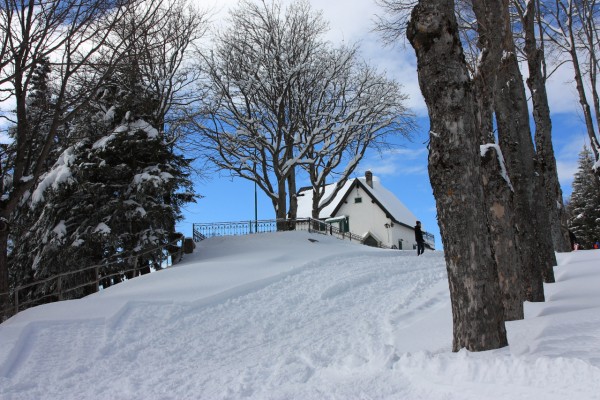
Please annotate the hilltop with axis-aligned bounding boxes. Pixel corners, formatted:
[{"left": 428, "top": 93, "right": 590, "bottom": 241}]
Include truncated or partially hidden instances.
[{"left": 0, "top": 231, "right": 599, "bottom": 399}]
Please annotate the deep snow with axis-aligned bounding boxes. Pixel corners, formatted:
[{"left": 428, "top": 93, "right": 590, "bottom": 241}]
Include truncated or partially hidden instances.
[{"left": 0, "top": 231, "right": 599, "bottom": 399}]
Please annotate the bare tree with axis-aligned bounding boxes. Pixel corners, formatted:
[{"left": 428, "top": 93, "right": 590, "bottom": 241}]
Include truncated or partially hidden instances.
[
  {"left": 465, "top": 0, "right": 526, "bottom": 321},
  {"left": 192, "top": 0, "right": 327, "bottom": 224},
  {"left": 457, "top": 0, "right": 571, "bottom": 254},
  {"left": 407, "top": 0, "right": 508, "bottom": 351},
  {"left": 492, "top": 0, "right": 556, "bottom": 302},
  {"left": 98, "top": 0, "right": 208, "bottom": 141},
  {"left": 542, "top": 0, "right": 600, "bottom": 174},
  {"left": 378, "top": 0, "right": 526, "bottom": 324},
  {"left": 193, "top": 0, "right": 411, "bottom": 225},
  {"left": 508, "top": 0, "right": 571, "bottom": 252},
  {"left": 0, "top": 0, "right": 159, "bottom": 320},
  {"left": 374, "top": 0, "right": 417, "bottom": 45},
  {"left": 297, "top": 48, "right": 414, "bottom": 219}
]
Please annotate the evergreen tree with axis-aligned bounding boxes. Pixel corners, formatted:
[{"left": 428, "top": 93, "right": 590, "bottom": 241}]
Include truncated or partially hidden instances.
[
  {"left": 568, "top": 146, "right": 600, "bottom": 248},
  {"left": 3, "top": 0, "right": 203, "bottom": 315},
  {"left": 7, "top": 58, "right": 63, "bottom": 302},
  {"left": 10, "top": 76, "right": 194, "bottom": 302}
]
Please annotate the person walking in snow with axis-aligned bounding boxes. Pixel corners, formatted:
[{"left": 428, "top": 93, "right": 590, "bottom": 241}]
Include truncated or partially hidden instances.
[{"left": 415, "top": 221, "right": 425, "bottom": 256}]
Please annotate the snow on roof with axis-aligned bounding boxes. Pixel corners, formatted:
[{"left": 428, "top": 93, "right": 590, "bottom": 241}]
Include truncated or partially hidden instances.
[
  {"left": 296, "top": 179, "right": 353, "bottom": 218},
  {"left": 297, "top": 175, "right": 419, "bottom": 227}
]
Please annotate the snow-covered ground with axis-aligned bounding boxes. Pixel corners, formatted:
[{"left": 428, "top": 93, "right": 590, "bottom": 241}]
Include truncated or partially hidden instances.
[{"left": 0, "top": 231, "right": 599, "bottom": 399}]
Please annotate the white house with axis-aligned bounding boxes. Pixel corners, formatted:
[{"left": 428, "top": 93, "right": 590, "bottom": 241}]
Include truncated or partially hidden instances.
[{"left": 296, "top": 171, "right": 434, "bottom": 250}]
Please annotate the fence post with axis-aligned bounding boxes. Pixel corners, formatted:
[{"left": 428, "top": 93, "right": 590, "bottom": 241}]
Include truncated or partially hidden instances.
[
  {"left": 14, "top": 287, "right": 19, "bottom": 315},
  {"left": 56, "top": 276, "right": 62, "bottom": 301},
  {"left": 132, "top": 256, "right": 139, "bottom": 277},
  {"left": 95, "top": 266, "right": 100, "bottom": 292}
]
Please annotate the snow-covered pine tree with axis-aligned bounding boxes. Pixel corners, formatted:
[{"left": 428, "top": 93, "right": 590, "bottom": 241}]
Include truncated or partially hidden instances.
[
  {"left": 568, "top": 146, "right": 600, "bottom": 248},
  {"left": 10, "top": 77, "right": 194, "bottom": 302},
  {"left": 7, "top": 0, "right": 201, "bottom": 309},
  {"left": 7, "top": 58, "right": 66, "bottom": 302}
]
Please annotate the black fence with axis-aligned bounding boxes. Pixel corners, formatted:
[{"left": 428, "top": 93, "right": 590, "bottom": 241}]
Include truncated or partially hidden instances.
[
  {"left": 193, "top": 218, "right": 436, "bottom": 250},
  {"left": 193, "top": 219, "right": 281, "bottom": 240},
  {"left": 195, "top": 218, "right": 370, "bottom": 245}
]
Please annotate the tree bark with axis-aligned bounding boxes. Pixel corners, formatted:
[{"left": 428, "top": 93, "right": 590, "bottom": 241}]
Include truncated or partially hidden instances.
[
  {"left": 494, "top": 37, "right": 554, "bottom": 302},
  {"left": 275, "top": 178, "right": 288, "bottom": 230},
  {"left": 407, "top": 0, "right": 507, "bottom": 351},
  {"left": 480, "top": 147, "right": 524, "bottom": 320},
  {"left": 471, "top": 0, "right": 525, "bottom": 321},
  {"left": 566, "top": 8, "right": 600, "bottom": 170}
]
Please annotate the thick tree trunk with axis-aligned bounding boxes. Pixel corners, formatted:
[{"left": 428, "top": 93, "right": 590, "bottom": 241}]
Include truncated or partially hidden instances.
[
  {"left": 407, "top": 0, "right": 507, "bottom": 352},
  {"left": 287, "top": 170, "right": 298, "bottom": 230},
  {"left": 480, "top": 147, "right": 524, "bottom": 320},
  {"left": 471, "top": 0, "right": 525, "bottom": 321},
  {"left": 495, "top": 48, "right": 553, "bottom": 302},
  {"left": 522, "top": 0, "right": 571, "bottom": 253},
  {"left": 275, "top": 179, "right": 288, "bottom": 230},
  {"left": 311, "top": 186, "right": 321, "bottom": 220}
]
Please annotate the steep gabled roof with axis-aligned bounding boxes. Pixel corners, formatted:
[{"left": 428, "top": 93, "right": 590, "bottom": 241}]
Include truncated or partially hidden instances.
[{"left": 296, "top": 175, "right": 418, "bottom": 229}]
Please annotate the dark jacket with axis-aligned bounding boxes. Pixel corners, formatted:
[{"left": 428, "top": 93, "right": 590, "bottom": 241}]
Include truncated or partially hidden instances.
[{"left": 415, "top": 225, "right": 424, "bottom": 243}]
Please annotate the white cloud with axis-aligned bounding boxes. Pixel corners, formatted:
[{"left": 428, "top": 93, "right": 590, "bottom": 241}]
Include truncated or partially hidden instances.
[
  {"left": 387, "top": 147, "right": 428, "bottom": 159},
  {"left": 556, "top": 159, "right": 578, "bottom": 193},
  {"left": 361, "top": 147, "right": 428, "bottom": 177},
  {"left": 545, "top": 63, "right": 581, "bottom": 115}
]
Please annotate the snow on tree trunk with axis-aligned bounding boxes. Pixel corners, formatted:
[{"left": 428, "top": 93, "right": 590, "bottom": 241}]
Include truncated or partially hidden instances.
[
  {"left": 494, "top": 38, "right": 555, "bottom": 302},
  {"left": 471, "top": 0, "right": 525, "bottom": 321},
  {"left": 407, "top": 0, "right": 507, "bottom": 352},
  {"left": 481, "top": 146, "right": 524, "bottom": 321}
]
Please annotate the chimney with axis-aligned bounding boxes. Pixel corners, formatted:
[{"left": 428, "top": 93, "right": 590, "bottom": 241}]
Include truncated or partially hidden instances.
[{"left": 365, "top": 170, "right": 373, "bottom": 188}]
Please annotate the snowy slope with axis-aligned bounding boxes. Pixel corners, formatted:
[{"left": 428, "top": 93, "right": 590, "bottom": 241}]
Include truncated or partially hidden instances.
[{"left": 0, "top": 231, "right": 599, "bottom": 399}]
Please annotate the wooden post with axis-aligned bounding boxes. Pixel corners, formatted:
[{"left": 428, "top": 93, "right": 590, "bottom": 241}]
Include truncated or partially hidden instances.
[
  {"left": 14, "top": 287, "right": 19, "bottom": 315},
  {"left": 56, "top": 276, "right": 62, "bottom": 301},
  {"left": 132, "top": 256, "right": 139, "bottom": 278}
]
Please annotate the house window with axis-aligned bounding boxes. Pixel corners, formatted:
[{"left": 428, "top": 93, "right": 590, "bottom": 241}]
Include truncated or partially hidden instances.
[{"left": 354, "top": 197, "right": 362, "bottom": 204}]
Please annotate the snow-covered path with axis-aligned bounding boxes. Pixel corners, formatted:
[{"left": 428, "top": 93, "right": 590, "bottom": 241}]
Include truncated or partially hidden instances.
[{"left": 1, "top": 232, "right": 599, "bottom": 399}]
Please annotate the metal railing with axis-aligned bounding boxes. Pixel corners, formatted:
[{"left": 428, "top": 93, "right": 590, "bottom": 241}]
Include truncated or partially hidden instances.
[
  {"left": 193, "top": 219, "right": 284, "bottom": 239},
  {"left": 193, "top": 218, "right": 435, "bottom": 250},
  {"left": 194, "top": 218, "right": 364, "bottom": 243},
  {"left": 1, "top": 235, "right": 185, "bottom": 321}
]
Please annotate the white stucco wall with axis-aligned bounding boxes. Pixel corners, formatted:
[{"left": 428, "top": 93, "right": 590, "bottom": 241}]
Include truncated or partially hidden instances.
[{"left": 334, "top": 185, "right": 417, "bottom": 249}]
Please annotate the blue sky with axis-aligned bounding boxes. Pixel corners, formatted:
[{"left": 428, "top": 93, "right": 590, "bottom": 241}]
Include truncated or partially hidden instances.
[
  {"left": 0, "top": 0, "right": 587, "bottom": 250},
  {"left": 178, "top": 0, "right": 590, "bottom": 250}
]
